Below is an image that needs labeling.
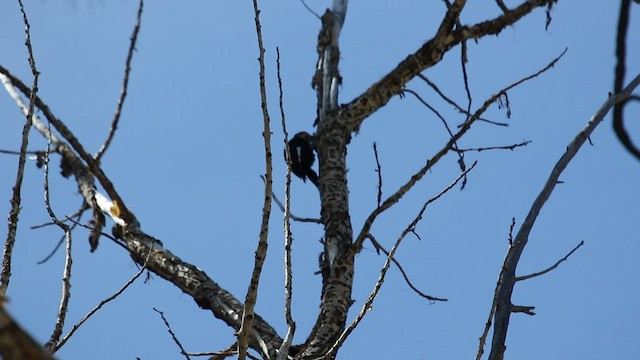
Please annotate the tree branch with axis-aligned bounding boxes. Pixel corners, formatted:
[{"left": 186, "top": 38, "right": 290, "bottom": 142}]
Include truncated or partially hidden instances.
[
  {"left": 353, "top": 51, "right": 563, "bottom": 253},
  {"left": 95, "top": 0, "right": 144, "bottom": 163},
  {"left": 238, "top": 1, "right": 274, "bottom": 358},
  {"left": 612, "top": 0, "right": 640, "bottom": 161},
  {"left": 488, "top": 72, "right": 640, "bottom": 360},
  {"left": 339, "top": 0, "right": 558, "bottom": 134},
  {"left": 1, "top": 0, "right": 39, "bottom": 294},
  {"left": 515, "top": 240, "right": 584, "bottom": 281}
]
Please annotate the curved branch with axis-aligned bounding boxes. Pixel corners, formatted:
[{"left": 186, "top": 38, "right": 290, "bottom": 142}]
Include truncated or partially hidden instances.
[{"left": 612, "top": 0, "right": 640, "bottom": 161}]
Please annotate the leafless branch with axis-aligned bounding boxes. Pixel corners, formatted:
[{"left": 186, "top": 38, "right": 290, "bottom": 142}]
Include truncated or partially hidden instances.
[
  {"left": 42, "top": 129, "right": 73, "bottom": 352},
  {"left": 321, "top": 161, "right": 475, "bottom": 359},
  {"left": 366, "top": 234, "right": 447, "bottom": 302},
  {"left": 454, "top": 140, "right": 532, "bottom": 153},
  {"left": 0, "top": 65, "right": 137, "bottom": 228},
  {"left": 495, "top": 0, "right": 509, "bottom": 13},
  {"left": 54, "top": 243, "right": 155, "bottom": 352},
  {"left": 238, "top": 1, "right": 273, "bottom": 359},
  {"left": 353, "top": 52, "right": 564, "bottom": 253},
  {"left": 299, "top": 0, "right": 321, "bottom": 19},
  {"left": 488, "top": 73, "right": 640, "bottom": 360},
  {"left": 2, "top": 57, "right": 281, "bottom": 360},
  {"left": 516, "top": 240, "right": 584, "bottom": 281},
  {"left": 372, "top": 143, "right": 383, "bottom": 208},
  {"left": 508, "top": 217, "right": 516, "bottom": 246},
  {"left": 267, "top": 182, "right": 323, "bottom": 223},
  {"left": 95, "top": 0, "right": 144, "bottom": 162},
  {"left": 340, "top": 0, "right": 559, "bottom": 133},
  {"left": 276, "top": 47, "right": 296, "bottom": 360},
  {"left": 417, "top": 75, "right": 504, "bottom": 126},
  {"left": 153, "top": 308, "right": 191, "bottom": 360},
  {"left": 1, "top": 0, "right": 39, "bottom": 294},
  {"left": 612, "top": 0, "right": 640, "bottom": 161},
  {"left": 400, "top": 88, "right": 456, "bottom": 139}
]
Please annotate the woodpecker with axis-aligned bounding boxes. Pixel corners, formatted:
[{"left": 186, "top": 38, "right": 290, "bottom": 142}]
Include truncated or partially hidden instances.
[{"left": 285, "top": 131, "right": 318, "bottom": 187}]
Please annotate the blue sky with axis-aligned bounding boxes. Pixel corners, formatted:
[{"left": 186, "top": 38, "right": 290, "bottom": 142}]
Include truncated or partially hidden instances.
[{"left": 0, "top": 1, "right": 639, "bottom": 359}]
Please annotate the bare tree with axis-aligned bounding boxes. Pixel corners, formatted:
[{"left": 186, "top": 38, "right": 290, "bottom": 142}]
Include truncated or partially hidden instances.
[{"left": 0, "top": 1, "right": 638, "bottom": 360}]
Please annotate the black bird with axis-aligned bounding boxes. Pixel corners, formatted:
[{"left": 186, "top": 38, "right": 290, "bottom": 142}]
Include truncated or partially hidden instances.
[{"left": 286, "top": 131, "right": 318, "bottom": 187}]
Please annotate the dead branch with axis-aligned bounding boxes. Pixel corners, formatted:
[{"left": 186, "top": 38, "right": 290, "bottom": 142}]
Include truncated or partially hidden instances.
[
  {"left": 612, "top": 0, "right": 640, "bottom": 161},
  {"left": 372, "top": 143, "right": 383, "bottom": 208},
  {"left": 487, "top": 73, "right": 640, "bottom": 360},
  {"left": 453, "top": 140, "right": 532, "bottom": 153},
  {"left": 339, "top": 0, "right": 559, "bottom": 134},
  {"left": 54, "top": 243, "right": 155, "bottom": 352},
  {"left": 42, "top": 138, "right": 73, "bottom": 351},
  {"left": 366, "top": 234, "right": 447, "bottom": 302},
  {"left": 276, "top": 47, "right": 296, "bottom": 360},
  {"left": 153, "top": 308, "right": 191, "bottom": 360},
  {"left": 2, "top": 66, "right": 283, "bottom": 358},
  {"left": 95, "top": 0, "right": 144, "bottom": 162},
  {"left": 515, "top": 240, "right": 584, "bottom": 281},
  {"left": 237, "top": 1, "right": 274, "bottom": 358},
  {"left": 353, "top": 51, "right": 564, "bottom": 253},
  {"left": 321, "top": 162, "right": 475, "bottom": 359},
  {"left": 417, "top": 76, "right": 503, "bottom": 126},
  {"left": 1, "top": 0, "right": 40, "bottom": 294}
]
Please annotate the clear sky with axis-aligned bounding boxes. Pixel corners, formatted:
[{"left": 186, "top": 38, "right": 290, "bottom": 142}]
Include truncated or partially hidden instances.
[{"left": 0, "top": 1, "right": 639, "bottom": 359}]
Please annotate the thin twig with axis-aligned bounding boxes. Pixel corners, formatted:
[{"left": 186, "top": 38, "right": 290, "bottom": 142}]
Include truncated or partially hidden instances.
[
  {"left": 418, "top": 75, "right": 508, "bottom": 127},
  {"left": 1, "top": 0, "right": 40, "bottom": 294},
  {"left": 53, "top": 243, "right": 155, "bottom": 352},
  {"left": 268, "top": 183, "right": 322, "bottom": 223},
  {"left": 186, "top": 349, "right": 237, "bottom": 358},
  {"left": 366, "top": 234, "right": 447, "bottom": 301},
  {"left": 276, "top": 47, "right": 296, "bottom": 360},
  {"left": 454, "top": 140, "right": 532, "bottom": 153},
  {"left": 95, "top": 0, "right": 143, "bottom": 162},
  {"left": 37, "top": 204, "right": 88, "bottom": 264},
  {"left": 516, "top": 241, "right": 584, "bottom": 281},
  {"left": 153, "top": 308, "right": 191, "bottom": 360},
  {"left": 507, "top": 217, "right": 516, "bottom": 246},
  {"left": 495, "top": 0, "right": 509, "bottom": 13},
  {"left": 321, "top": 161, "right": 476, "bottom": 359},
  {"left": 400, "top": 88, "right": 457, "bottom": 140},
  {"left": 372, "top": 143, "right": 383, "bottom": 208},
  {"left": 299, "top": 0, "right": 321, "bottom": 19}
]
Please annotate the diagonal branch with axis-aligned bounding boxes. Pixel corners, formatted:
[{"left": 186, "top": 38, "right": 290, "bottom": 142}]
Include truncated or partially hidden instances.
[
  {"left": 340, "top": 0, "right": 558, "bottom": 134},
  {"left": 0, "top": 65, "right": 137, "bottom": 229},
  {"left": 515, "top": 240, "right": 584, "bottom": 281},
  {"left": 2, "top": 65, "right": 284, "bottom": 360},
  {"left": 488, "top": 72, "right": 640, "bottom": 360},
  {"left": 95, "top": 0, "right": 144, "bottom": 163},
  {"left": 353, "top": 51, "right": 564, "bottom": 252}
]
